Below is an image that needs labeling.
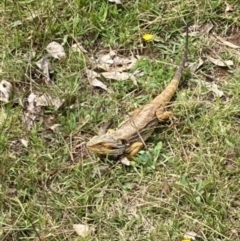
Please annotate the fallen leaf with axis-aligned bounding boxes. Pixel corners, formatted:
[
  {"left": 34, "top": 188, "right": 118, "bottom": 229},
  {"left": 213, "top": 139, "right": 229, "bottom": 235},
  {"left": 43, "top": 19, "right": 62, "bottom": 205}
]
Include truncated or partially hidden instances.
[
  {"left": 35, "top": 94, "right": 64, "bottom": 109},
  {"left": 23, "top": 92, "right": 65, "bottom": 130},
  {"left": 36, "top": 56, "right": 51, "bottom": 83},
  {"left": 0, "top": 80, "right": 13, "bottom": 103},
  {"left": 188, "top": 24, "right": 201, "bottom": 32},
  {"left": 108, "top": 0, "right": 122, "bottom": 4},
  {"left": 200, "top": 23, "right": 214, "bottom": 35},
  {"left": 207, "top": 56, "right": 233, "bottom": 67},
  {"left": 225, "top": 2, "right": 233, "bottom": 12},
  {"left": 86, "top": 69, "right": 99, "bottom": 79},
  {"left": 187, "top": 24, "right": 201, "bottom": 37},
  {"left": 73, "top": 224, "right": 93, "bottom": 237},
  {"left": 0, "top": 108, "right": 7, "bottom": 126},
  {"left": 23, "top": 93, "right": 41, "bottom": 130},
  {"left": 98, "top": 51, "right": 116, "bottom": 64},
  {"left": 48, "top": 123, "right": 61, "bottom": 132},
  {"left": 101, "top": 72, "right": 137, "bottom": 85},
  {"left": 186, "top": 23, "right": 213, "bottom": 37},
  {"left": 91, "top": 79, "right": 108, "bottom": 91},
  {"left": 189, "top": 58, "right": 204, "bottom": 73},
  {"left": 92, "top": 52, "right": 138, "bottom": 72},
  {"left": 205, "top": 82, "right": 224, "bottom": 97},
  {"left": 20, "top": 139, "right": 28, "bottom": 148},
  {"left": 120, "top": 157, "right": 131, "bottom": 166},
  {"left": 87, "top": 67, "right": 139, "bottom": 88},
  {"left": 88, "top": 51, "right": 140, "bottom": 87},
  {"left": 43, "top": 115, "right": 60, "bottom": 132},
  {"left": 214, "top": 35, "right": 240, "bottom": 49},
  {"left": 86, "top": 69, "right": 109, "bottom": 92},
  {"left": 46, "top": 41, "right": 66, "bottom": 59},
  {"left": 11, "top": 20, "right": 23, "bottom": 27},
  {"left": 114, "top": 56, "right": 136, "bottom": 66},
  {"left": 199, "top": 80, "right": 224, "bottom": 97}
]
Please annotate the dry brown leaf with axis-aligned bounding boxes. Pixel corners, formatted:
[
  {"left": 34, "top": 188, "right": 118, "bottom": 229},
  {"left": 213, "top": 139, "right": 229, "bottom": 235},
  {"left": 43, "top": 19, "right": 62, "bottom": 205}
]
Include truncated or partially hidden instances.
[
  {"left": 36, "top": 56, "right": 51, "bottom": 82},
  {"left": 86, "top": 69, "right": 98, "bottom": 79},
  {"left": 23, "top": 93, "right": 41, "bottom": 130},
  {"left": 35, "top": 94, "right": 64, "bottom": 109},
  {"left": 91, "top": 79, "right": 108, "bottom": 91},
  {"left": 189, "top": 24, "right": 201, "bottom": 32},
  {"left": 23, "top": 92, "right": 65, "bottom": 130},
  {"left": 87, "top": 51, "right": 139, "bottom": 87},
  {"left": 199, "top": 80, "right": 224, "bottom": 97},
  {"left": 113, "top": 55, "right": 136, "bottom": 66},
  {"left": 49, "top": 123, "right": 61, "bottom": 132},
  {"left": 187, "top": 23, "right": 213, "bottom": 37},
  {"left": 86, "top": 69, "right": 109, "bottom": 92},
  {"left": 93, "top": 52, "right": 138, "bottom": 72},
  {"left": 43, "top": 115, "right": 60, "bottom": 132},
  {"left": 215, "top": 35, "right": 240, "bottom": 49},
  {"left": 187, "top": 24, "right": 201, "bottom": 37},
  {"left": 207, "top": 56, "right": 233, "bottom": 67},
  {"left": 46, "top": 41, "right": 66, "bottom": 59},
  {"left": 225, "top": 2, "right": 234, "bottom": 12},
  {"left": 120, "top": 157, "right": 131, "bottom": 166},
  {"left": 73, "top": 224, "right": 93, "bottom": 237},
  {"left": 11, "top": 20, "right": 23, "bottom": 27},
  {"left": 189, "top": 58, "right": 204, "bottom": 73},
  {"left": 206, "top": 82, "right": 224, "bottom": 97},
  {"left": 98, "top": 51, "right": 116, "bottom": 64},
  {"left": 0, "top": 80, "right": 13, "bottom": 103},
  {"left": 20, "top": 139, "right": 28, "bottom": 148},
  {"left": 101, "top": 72, "right": 137, "bottom": 85},
  {"left": 200, "top": 23, "right": 214, "bottom": 35}
]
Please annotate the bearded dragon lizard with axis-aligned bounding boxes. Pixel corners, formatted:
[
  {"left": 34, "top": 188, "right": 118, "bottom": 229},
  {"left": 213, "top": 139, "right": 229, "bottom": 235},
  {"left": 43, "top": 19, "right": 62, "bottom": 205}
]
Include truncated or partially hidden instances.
[{"left": 87, "top": 28, "right": 188, "bottom": 158}]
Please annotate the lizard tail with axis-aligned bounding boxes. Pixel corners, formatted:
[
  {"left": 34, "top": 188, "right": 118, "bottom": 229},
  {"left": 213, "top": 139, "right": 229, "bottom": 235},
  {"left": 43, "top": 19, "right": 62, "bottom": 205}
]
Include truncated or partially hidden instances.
[{"left": 152, "top": 25, "right": 188, "bottom": 105}]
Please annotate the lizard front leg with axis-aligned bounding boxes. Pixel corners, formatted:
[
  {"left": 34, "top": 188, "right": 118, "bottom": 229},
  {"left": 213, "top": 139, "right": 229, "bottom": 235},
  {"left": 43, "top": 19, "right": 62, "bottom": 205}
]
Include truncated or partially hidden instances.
[{"left": 125, "top": 142, "right": 144, "bottom": 158}]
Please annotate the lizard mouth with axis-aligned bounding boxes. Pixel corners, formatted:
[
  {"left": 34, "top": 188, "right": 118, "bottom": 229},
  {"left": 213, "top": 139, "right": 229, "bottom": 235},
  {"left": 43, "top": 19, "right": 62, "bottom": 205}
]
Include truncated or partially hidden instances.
[
  {"left": 86, "top": 136, "right": 127, "bottom": 156},
  {"left": 87, "top": 142, "right": 126, "bottom": 156}
]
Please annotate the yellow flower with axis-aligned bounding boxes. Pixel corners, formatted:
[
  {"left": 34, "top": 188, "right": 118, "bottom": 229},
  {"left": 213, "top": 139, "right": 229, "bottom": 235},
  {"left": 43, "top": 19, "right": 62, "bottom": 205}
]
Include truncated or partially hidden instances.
[{"left": 142, "top": 33, "right": 154, "bottom": 41}]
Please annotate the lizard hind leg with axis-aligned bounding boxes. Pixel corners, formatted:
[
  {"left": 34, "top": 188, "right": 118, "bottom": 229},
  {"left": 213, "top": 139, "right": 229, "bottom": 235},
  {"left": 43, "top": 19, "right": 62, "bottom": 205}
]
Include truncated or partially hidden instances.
[{"left": 156, "top": 108, "right": 173, "bottom": 121}]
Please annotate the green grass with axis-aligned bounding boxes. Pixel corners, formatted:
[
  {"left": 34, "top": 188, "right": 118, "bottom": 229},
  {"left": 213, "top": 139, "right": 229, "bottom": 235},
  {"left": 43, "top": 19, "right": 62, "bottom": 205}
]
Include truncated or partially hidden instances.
[{"left": 1, "top": 0, "right": 240, "bottom": 240}]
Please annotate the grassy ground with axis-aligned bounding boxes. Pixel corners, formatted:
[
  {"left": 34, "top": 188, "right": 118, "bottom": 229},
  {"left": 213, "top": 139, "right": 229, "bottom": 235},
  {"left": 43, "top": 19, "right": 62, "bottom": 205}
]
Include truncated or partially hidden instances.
[{"left": 1, "top": 0, "right": 240, "bottom": 240}]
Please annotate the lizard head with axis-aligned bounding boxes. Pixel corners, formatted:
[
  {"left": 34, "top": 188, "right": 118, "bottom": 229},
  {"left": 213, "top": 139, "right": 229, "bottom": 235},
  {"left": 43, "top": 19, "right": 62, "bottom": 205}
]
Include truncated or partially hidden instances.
[{"left": 86, "top": 134, "right": 127, "bottom": 156}]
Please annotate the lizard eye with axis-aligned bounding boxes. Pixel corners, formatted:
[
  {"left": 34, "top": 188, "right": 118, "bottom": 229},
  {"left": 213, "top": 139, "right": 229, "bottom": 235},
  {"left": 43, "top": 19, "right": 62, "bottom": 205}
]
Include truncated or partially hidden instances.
[{"left": 119, "top": 139, "right": 129, "bottom": 145}]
